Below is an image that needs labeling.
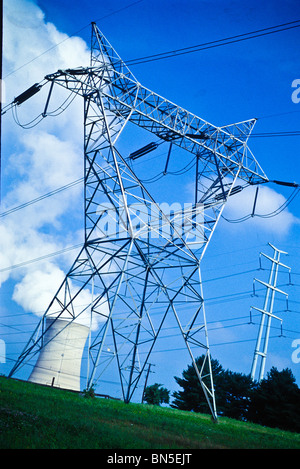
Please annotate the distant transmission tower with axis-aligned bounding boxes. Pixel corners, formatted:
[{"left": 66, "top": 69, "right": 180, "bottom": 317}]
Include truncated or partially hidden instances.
[
  {"left": 250, "top": 243, "right": 290, "bottom": 382},
  {"left": 5, "top": 23, "right": 269, "bottom": 421}
]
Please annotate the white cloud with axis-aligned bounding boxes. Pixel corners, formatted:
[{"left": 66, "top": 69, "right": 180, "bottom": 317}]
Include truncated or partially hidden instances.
[
  {"left": 3, "top": 0, "right": 89, "bottom": 89},
  {"left": 3, "top": 130, "right": 83, "bottom": 215},
  {"left": 222, "top": 183, "right": 299, "bottom": 236},
  {"left": 1, "top": 0, "right": 92, "bottom": 323},
  {"left": 12, "top": 263, "right": 107, "bottom": 330},
  {"left": 184, "top": 173, "right": 298, "bottom": 237},
  {"left": 12, "top": 264, "right": 66, "bottom": 315}
]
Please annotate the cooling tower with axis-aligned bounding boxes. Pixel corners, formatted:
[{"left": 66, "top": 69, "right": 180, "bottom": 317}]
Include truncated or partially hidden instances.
[{"left": 28, "top": 318, "right": 89, "bottom": 391}]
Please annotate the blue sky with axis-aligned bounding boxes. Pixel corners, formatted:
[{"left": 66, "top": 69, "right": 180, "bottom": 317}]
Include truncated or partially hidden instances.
[{"left": 1, "top": 0, "right": 300, "bottom": 402}]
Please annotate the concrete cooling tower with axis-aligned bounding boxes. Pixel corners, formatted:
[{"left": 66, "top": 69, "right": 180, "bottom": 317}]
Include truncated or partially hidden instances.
[{"left": 28, "top": 318, "right": 89, "bottom": 391}]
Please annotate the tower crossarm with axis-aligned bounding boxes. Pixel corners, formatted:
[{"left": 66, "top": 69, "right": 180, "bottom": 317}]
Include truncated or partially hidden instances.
[
  {"left": 251, "top": 306, "right": 282, "bottom": 322},
  {"left": 43, "top": 63, "right": 268, "bottom": 186},
  {"left": 255, "top": 278, "right": 288, "bottom": 297}
]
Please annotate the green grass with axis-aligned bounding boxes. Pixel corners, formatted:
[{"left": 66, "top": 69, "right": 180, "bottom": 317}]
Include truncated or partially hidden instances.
[{"left": 0, "top": 376, "right": 299, "bottom": 449}]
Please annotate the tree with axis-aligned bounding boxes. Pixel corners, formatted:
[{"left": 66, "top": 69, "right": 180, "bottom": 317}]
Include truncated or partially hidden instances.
[
  {"left": 172, "top": 355, "right": 223, "bottom": 413},
  {"left": 143, "top": 383, "right": 170, "bottom": 406},
  {"left": 216, "top": 369, "right": 255, "bottom": 420},
  {"left": 248, "top": 367, "right": 300, "bottom": 432},
  {"left": 172, "top": 355, "right": 255, "bottom": 420},
  {"left": 172, "top": 357, "right": 300, "bottom": 431}
]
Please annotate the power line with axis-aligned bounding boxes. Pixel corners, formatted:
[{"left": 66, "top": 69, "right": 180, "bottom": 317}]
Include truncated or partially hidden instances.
[
  {"left": 4, "top": 18, "right": 300, "bottom": 82},
  {"left": 222, "top": 186, "right": 300, "bottom": 224},
  {"left": 129, "top": 334, "right": 287, "bottom": 355},
  {"left": 3, "top": 0, "right": 145, "bottom": 79},
  {"left": 0, "top": 290, "right": 265, "bottom": 333},
  {"left": 3, "top": 23, "right": 89, "bottom": 79},
  {"left": 125, "top": 19, "right": 300, "bottom": 66},
  {"left": 0, "top": 243, "right": 82, "bottom": 273},
  {"left": 6, "top": 316, "right": 298, "bottom": 351},
  {"left": 1, "top": 129, "right": 299, "bottom": 220},
  {"left": 2, "top": 355, "right": 121, "bottom": 388},
  {"left": 0, "top": 178, "right": 83, "bottom": 218},
  {"left": 249, "top": 131, "right": 300, "bottom": 138}
]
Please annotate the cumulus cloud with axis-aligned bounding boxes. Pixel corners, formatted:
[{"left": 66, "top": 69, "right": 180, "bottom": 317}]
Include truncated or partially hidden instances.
[
  {"left": 184, "top": 171, "right": 298, "bottom": 237},
  {"left": 12, "top": 262, "right": 106, "bottom": 330},
  {"left": 3, "top": 130, "right": 83, "bottom": 219},
  {"left": 222, "top": 183, "right": 299, "bottom": 236},
  {"left": 3, "top": 0, "right": 89, "bottom": 88},
  {"left": 12, "top": 264, "right": 66, "bottom": 314},
  {"left": 1, "top": 0, "right": 93, "bottom": 324}
]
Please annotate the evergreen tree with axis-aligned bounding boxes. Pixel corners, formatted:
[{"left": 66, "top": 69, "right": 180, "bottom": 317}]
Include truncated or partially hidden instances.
[
  {"left": 248, "top": 367, "right": 300, "bottom": 432},
  {"left": 143, "top": 383, "right": 170, "bottom": 406},
  {"left": 172, "top": 357, "right": 300, "bottom": 432},
  {"left": 172, "top": 355, "right": 255, "bottom": 420},
  {"left": 216, "top": 369, "right": 255, "bottom": 420},
  {"left": 172, "top": 355, "right": 223, "bottom": 413}
]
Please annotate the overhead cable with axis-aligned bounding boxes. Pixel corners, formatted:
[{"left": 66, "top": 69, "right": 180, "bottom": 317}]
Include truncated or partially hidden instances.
[
  {"left": 3, "top": 0, "right": 145, "bottom": 79},
  {"left": 0, "top": 244, "right": 82, "bottom": 273},
  {"left": 0, "top": 178, "right": 83, "bottom": 218},
  {"left": 125, "top": 19, "right": 300, "bottom": 66},
  {"left": 222, "top": 185, "right": 300, "bottom": 224}
]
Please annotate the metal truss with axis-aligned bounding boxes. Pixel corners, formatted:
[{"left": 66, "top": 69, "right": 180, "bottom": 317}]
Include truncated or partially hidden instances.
[
  {"left": 8, "top": 23, "right": 268, "bottom": 420},
  {"left": 250, "top": 244, "right": 290, "bottom": 382}
]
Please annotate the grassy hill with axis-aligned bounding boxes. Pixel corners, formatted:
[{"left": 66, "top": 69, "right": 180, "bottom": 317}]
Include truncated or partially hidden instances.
[{"left": 0, "top": 376, "right": 299, "bottom": 449}]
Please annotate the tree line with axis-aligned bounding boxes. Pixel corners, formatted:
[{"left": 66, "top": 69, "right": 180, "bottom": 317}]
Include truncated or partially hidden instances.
[{"left": 143, "top": 355, "right": 300, "bottom": 433}]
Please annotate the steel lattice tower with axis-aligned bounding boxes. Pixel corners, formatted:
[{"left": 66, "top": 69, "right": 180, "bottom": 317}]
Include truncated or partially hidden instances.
[{"left": 8, "top": 23, "right": 268, "bottom": 420}]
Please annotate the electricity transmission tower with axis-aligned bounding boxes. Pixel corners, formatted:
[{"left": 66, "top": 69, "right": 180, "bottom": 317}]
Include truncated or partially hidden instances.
[
  {"left": 6, "top": 23, "right": 269, "bottom": 420},
  {"left": 250, "top": 243, "right": 290, "bottom": 382}
]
